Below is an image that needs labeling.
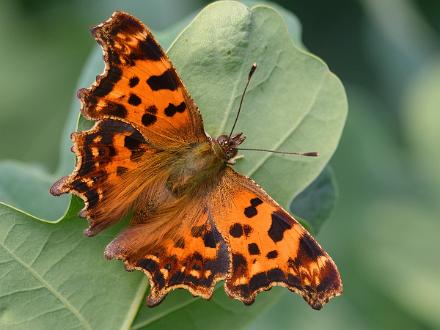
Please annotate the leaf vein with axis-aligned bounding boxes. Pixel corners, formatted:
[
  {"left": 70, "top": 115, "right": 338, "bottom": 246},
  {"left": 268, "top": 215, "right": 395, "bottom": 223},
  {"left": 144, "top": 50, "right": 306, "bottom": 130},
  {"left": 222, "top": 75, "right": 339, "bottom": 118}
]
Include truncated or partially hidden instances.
[{"left": 0, "top": 237, "right": 93, "bottom": 330}]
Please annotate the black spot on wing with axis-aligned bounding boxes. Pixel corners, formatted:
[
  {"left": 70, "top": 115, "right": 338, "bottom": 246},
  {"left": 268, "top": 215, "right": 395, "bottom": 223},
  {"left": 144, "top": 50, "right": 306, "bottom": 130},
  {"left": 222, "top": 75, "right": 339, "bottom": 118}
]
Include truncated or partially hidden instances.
[
  {"left": 232, "top": 253, "right": 247, "bottom": 277},
  {"left": 231, "top": 268, "right": 287, "bottom": 298},
  {"left": 123, "top": 129, "right": 146, "bottom": 160},
  {"left": 164, "top": 102, "right": 186, "bottom": 117},
  {"left": 244, "top": 197, "right": 263, "bottom": 218},
  {"left": 243, "top": 224, "right": 252, "bottom": 237},
  {"left": 128, "top": 93, "right": 141, "bottom": 106},
  {"left": 249, "top": 272, "right": 269, "bottom": 291},
  {"left": 168, "top": 271, "right": 185, "bottom": 286},
  {"left": 101, "top": 101, "right": 127, "bottom": 118},
  {"left": 266, "top": 250, "right": 278, "bottom": 259},
  {"left": 94, "top": 66, "right": 122, "bottom": 97},
  {"left": 142, "top": 105, "right": 158, "bottom": 126},
  {"left": 141, "top": 113, "right": 157, "bottom": 126},
  {"left": 229, "top": 223, "right": 243, "bottom": 238},
  {"left": 287, "top": 273, "right": 301, "bottom": 288},
  {"left": 267, "top": 268, "right": 284, "bottom": 282},
  {"left": 85, "top": 189, "right": 100, "bottom": 208},
  {"left": 137, "top": 258, "right": 166, "bottom": 289},
  {"left": 248, "top": 243, "right": 260, "bottom": 255},
  {"left": 72, "top": 180, "right": 88, "bottom": 193},
  {"left": 203, "top": 231, "right": 217, "bottom": 248},
  {"left": 146, "top": 69, "right": 178, "bottom": 91},
  {"left": 298, "top": 234, "right": 324, "bottom": 261},
  {"left": 124, "top": 135, "right": 142, "bottom": 151},
  {"left": 250, "top": 198, "right": 263, "bottom": 207},
  {"left": 136, "top": 34, "right": 163, "bottom": 61},
  {"left": 78, "top": 148, "right": 95, "bottom": 176},
  {"left": 129, "top": 76, "right": 139, "bottom": 87},
  {"left": 268, "top": 210, "right": 292, "bottom": 243},
  {"left": 244, "top": 206, "right": 257, "bottom": 218}
]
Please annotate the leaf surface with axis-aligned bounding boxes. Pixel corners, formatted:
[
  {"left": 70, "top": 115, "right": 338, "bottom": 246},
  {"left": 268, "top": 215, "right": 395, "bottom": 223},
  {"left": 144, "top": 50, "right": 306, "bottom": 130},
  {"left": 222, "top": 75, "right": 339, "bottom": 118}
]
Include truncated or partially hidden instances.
[{"left": 290, "top": 166, "right": 338, "bottom": 234}]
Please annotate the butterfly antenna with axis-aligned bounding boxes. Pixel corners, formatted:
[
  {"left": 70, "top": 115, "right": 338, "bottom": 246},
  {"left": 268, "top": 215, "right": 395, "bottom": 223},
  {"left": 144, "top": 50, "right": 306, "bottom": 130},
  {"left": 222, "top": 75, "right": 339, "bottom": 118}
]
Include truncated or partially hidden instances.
[
  {"left": 228, "top": 63, "right": 257, "bottom": 140},
  {"left": 237, "top": 148, "right": 319, "bottom": 157}
]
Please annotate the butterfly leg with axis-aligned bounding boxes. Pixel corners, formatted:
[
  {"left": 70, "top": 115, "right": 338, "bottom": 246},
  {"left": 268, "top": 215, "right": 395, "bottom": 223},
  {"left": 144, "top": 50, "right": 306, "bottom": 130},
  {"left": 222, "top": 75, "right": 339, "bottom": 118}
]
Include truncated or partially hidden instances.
[{"left": 227, "top": 154, "right": 245, "bottom": 165}]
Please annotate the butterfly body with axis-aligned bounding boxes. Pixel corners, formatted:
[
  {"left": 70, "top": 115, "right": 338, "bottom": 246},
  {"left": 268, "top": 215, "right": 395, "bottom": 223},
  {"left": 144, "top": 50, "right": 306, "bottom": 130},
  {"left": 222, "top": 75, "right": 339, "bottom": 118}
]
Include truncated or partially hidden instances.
[
  {"left": 165, "top": 140, "right": 224, "bottom": 197},
  {"left": 51, "top": 11, "right": 342, "bottom": 309}
]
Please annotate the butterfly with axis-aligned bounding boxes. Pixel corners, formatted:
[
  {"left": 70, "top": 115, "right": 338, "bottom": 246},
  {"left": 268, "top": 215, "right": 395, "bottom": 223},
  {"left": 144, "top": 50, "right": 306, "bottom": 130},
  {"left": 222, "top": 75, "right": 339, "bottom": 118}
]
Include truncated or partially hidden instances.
[{"left": 50, "top": 11, "right": 342, "bottom": 309}]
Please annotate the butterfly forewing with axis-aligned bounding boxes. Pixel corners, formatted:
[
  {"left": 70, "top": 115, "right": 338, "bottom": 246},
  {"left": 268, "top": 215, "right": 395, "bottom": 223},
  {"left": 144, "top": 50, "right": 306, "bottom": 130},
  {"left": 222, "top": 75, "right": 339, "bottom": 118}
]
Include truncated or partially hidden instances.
[{"left": 78, "top": 12, "right": 207, "bottom": 147}]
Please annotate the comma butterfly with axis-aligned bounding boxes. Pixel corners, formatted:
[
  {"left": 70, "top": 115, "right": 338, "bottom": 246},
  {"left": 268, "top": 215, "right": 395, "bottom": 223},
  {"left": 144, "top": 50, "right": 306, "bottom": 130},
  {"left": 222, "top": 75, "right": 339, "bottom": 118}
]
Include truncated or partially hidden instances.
[{"left": 50, "top": 12, "right": 342, "bottom": 309}]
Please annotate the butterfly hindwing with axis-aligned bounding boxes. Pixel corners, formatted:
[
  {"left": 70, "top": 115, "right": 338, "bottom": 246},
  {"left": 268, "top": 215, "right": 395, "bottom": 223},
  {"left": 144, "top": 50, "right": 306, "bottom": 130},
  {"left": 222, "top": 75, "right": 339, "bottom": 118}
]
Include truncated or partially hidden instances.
[
  {"left": 78, "top": 12, "right": 206, "bottom": 146},
  {"left": 104, "top": 208, "right": 229, "bottom": 306},
  {"left": 210, "top": 168, "right": 343, "bottom": 309}
]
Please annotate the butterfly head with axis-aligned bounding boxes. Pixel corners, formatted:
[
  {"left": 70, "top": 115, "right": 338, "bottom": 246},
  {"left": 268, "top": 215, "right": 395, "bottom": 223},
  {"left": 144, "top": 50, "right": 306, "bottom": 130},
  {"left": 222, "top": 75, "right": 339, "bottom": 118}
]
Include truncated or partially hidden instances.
[{"left": 216, "top": 133, "right": 246, "bottom": 160}]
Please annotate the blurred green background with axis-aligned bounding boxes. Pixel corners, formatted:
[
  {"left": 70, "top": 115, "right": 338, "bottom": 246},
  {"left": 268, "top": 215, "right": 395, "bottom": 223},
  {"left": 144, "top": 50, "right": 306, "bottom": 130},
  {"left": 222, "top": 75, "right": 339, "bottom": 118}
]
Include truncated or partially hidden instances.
[{"left": 1, "top": 0, "right": 439, "bottom": 329}]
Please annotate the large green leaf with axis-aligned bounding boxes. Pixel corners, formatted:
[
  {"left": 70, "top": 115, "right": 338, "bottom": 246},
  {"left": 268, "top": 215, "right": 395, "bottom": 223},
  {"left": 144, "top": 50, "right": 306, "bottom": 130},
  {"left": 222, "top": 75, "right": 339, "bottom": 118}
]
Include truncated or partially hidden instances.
[
  {"left": 0, "top": 204, "right": 147, "bottom": 330},
  {"left": 0, "top": 1, "right": 346, "bottom": 329}
]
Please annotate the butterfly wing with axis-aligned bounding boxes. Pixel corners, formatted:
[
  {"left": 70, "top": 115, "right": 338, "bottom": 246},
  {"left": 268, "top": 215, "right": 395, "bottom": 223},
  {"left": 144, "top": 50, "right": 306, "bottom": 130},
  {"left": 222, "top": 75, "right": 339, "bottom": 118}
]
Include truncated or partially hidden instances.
[
  {"left": 78, "top": 11, "right": 207, "bottom": 146},
  {"left": 50, "top": 120, "right": 156, "bottom": 235},
  {"left": 210, "top": 167, "right": 343, "bottom": 309},
  {"left": 104, "top": 205, "right": 229, "bottom": 306}
]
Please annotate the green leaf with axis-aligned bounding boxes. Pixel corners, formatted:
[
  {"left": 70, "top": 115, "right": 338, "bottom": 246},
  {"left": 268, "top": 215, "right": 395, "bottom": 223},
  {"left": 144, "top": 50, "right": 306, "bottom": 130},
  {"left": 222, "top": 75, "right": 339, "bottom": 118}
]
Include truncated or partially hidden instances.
[
  {"left": 241, "top": 0, "right": 304, "bottom": 49},
  {"left": 0, "top": 1, "right": 347, "bottom": 329},
  {"left": 0, "top": 161, "right": 64, "bottom": 221},
  {"left": 290, "top": 166, "right": 338, "bottom": 234},
  {"left": 0, "top": 205, "right": 147, "bottom": 330}
]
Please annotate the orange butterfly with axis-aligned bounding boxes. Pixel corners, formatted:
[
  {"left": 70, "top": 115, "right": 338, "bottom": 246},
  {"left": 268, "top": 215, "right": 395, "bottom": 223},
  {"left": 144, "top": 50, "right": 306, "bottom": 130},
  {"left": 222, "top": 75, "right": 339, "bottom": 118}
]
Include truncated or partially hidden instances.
[{"left": 50, "top": 12, "right": 342, "bottom": 309}]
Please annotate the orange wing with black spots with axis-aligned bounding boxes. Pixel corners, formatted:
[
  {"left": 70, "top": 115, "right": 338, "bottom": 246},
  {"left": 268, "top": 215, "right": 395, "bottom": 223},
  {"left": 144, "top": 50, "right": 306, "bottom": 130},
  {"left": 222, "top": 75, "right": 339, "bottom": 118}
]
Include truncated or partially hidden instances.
[
  {"left": 79, "top": 11, "right": 207, "bottom": 147},
  {"left": 51, "top": 120, "right": 154, "bottom": 235},
  {"left": 210, "top": 168, "right": 343, "bottom": 310},
  {"left": 104, "top": 207, "right": 229, "bottom": 306}
]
